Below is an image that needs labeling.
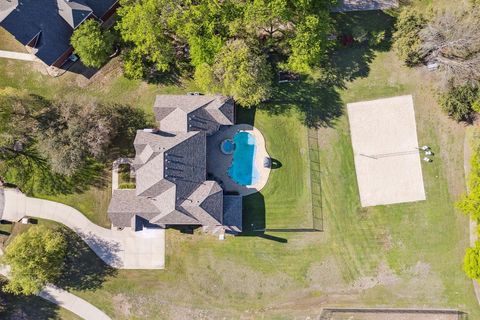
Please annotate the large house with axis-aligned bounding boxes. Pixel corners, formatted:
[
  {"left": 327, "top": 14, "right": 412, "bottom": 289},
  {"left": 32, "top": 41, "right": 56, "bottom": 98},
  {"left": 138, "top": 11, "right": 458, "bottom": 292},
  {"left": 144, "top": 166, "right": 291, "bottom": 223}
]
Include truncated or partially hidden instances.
[
  {"left": 0, "top": 0, "right": 118, "bottom": 67},
  {"left": 107, "top": 95, "right": 243, "bottom": 234}
]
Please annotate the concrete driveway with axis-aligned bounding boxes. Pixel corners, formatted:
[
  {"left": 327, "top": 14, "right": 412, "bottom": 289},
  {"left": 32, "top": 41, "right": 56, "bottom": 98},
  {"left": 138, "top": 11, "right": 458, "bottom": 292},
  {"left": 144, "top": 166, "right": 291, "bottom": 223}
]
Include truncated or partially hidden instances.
[{"left": 2, "top": 188, "right": 165, "bottom": 269}]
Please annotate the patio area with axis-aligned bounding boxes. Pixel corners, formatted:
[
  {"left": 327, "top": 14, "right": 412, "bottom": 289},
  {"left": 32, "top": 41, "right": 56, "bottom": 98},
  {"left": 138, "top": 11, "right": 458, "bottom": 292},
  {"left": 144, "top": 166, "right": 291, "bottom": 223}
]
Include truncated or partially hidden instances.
[{"left": 206, "top": 124, "right": 271, "bottom": 196}]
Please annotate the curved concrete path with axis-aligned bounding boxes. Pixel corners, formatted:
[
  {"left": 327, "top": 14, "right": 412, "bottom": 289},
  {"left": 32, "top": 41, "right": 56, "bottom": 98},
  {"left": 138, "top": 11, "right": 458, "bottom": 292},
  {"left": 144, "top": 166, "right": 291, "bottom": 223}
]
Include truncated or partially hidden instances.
[
  {"left": 2, "top": 188, "right": 165, "bottom": 269},
  {"left": 39, "top": 285, "right": 111, "bottom": 320}
]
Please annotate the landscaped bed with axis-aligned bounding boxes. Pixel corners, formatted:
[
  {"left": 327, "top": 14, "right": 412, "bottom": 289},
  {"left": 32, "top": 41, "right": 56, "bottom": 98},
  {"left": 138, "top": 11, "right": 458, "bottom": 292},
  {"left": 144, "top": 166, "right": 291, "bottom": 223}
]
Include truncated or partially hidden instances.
[{"left": 118, "top": 163, "right": 135, "bottom": 189}]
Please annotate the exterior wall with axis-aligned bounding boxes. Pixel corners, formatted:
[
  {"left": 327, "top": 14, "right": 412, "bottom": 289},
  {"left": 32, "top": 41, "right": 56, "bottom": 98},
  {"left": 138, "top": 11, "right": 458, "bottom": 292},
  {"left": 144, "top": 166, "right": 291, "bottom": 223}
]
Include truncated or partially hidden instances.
[
  {"left": 52, "top": 46, "right": 73, "bottom": 68},
  {"left": 100, "top": 2, "right": 120, "bottom": 22}
]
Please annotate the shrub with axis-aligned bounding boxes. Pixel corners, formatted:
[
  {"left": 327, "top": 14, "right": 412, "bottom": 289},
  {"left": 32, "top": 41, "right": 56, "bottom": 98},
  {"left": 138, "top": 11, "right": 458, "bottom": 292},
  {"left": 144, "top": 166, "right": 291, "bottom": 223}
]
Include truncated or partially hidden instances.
[
  {"left": 1, "top": 226, "right": 67, "bottom": 295},
  {"left": 119, "top": 182, "right": 136, "bottom": 189},
  {"left": 71, "top": 19, "right": 115, "bottom": 68},
  {"left": 392, "top": 8, "right": 427, "bottom": 66},
  {"left": 465, "top": 241, "right": 480, "bottom": 280},
  {"left": 438, "top": 85, "right": 479, "bottom": 121}
]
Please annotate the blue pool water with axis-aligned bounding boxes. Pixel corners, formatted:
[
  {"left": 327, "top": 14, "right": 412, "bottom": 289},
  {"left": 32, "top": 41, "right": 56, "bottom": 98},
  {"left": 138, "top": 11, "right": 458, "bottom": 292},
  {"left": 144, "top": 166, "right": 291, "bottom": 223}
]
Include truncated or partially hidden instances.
[
  {"left": 221, "top": 139, "right": 235, "bottom": 154},
  {"left": 228, "top": 131, "right": 259, "bottom": 186}
]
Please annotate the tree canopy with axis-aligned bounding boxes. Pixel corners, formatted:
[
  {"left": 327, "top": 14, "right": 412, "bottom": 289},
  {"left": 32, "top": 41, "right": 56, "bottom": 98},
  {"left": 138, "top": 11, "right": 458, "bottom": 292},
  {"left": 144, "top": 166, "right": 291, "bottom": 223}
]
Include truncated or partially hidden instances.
[
  {"left": 196, "top": 39, "right": 273, "bottom": 107},
  {"left": 116, "top": 0, "right": 181, "bottom": 78},
  {"left": 465, "top": 241, "right": 480, "bottom": 280},
  {"left": 116, "top": 0, "right": 335, "bottom": 104},
  {"left": 392, "top": 7, "right": 427, "bottom": 67},
  {"left": 36, "top": 102, "right": 115, "bottom": 176},
  {"left": 438, "top": 85, "right": 479, "bottom": 122},
  {"left": 1, "top": 226, "right": 67, "bottom": 295},
  {"left": 71, "top": 19, "right": 114, "bottom": 69}
]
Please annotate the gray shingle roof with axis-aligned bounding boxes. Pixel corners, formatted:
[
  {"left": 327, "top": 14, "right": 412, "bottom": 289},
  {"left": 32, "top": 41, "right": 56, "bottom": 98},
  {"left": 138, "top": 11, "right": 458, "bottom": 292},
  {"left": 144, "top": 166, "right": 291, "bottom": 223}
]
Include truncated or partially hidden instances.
[
  {"left": 223, "top": 196, "right": 243, "bottom": 233},
  {"left": 154, "top": 95, "right": 235, "bottom": 134},
  {"left": 108, "top": 189, "right": 160, "bottom": 227},
  {"left": 180, "top": 181, "right": 223, "bottom": 226},
  {"left": 57, "top": 0, "right": 92, "bottom": 28},
  {"left": 151, "top": 209, "right": 200, "bottom": 225},
  {"left": 0, "top": 0, "right": 117, "bottom": 66},
  {"left": 108, "top": 95, "right": 240, "bottom": 230}
]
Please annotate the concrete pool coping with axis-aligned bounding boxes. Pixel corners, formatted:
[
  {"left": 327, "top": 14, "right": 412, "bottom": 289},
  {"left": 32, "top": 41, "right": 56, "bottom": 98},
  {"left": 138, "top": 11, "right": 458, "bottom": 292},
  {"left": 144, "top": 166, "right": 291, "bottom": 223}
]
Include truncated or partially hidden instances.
[{"left": 207, "top": 124, "right": 271, "bottom": 196}]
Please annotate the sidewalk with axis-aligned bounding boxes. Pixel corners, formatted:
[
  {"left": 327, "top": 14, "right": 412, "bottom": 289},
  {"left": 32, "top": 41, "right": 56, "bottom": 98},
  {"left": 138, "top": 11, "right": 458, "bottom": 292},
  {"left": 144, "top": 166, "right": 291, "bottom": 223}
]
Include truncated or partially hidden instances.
[{"left": 0, "top": 50, "right": 36, "bottom": 61}]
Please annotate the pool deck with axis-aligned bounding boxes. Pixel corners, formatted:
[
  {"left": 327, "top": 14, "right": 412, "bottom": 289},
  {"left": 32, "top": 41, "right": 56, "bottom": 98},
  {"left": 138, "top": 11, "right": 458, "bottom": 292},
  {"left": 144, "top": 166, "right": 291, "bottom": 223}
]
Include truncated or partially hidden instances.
[{"left": 207, "top": 124, "right": 271, "bottom": 196}]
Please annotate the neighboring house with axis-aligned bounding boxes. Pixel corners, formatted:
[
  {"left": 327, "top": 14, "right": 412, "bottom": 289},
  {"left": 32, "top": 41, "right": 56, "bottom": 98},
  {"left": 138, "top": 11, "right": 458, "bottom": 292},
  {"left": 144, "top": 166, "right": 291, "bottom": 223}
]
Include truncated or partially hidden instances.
[
  {"left": 0, "top": 0, "right": 118, "bottom": 68},
  {"left": 108, "top": 95, "right": 243, "bottom": 234}
]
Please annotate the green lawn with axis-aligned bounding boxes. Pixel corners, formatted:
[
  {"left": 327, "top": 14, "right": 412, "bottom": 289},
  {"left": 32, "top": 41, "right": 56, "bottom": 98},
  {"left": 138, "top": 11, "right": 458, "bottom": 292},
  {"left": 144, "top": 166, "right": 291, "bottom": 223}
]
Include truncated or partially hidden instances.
[{"left": 1, "top": 3, "right": 480, "bottom": 318}]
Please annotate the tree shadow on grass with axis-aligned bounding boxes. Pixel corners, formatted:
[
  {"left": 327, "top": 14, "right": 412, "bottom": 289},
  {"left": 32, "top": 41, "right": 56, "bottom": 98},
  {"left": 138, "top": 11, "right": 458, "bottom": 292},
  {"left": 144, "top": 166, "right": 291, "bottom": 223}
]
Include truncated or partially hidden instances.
[
  {"left": 0, "top": 148, "right": 108, "bottom": 196},
  {"left": 262, "top": 79, "right": 343, "bottom": 128},
  {"left": 109, "top": 104, "right": 154, "bottom": 159},
  {"left": 0, "top": 278, "right": 62, "bottom": 319},
  {"left": 55, "top": 228, "right": 117, "bottom": 291},
  {"left": 240, "top": 192, "right": 287, "bottom": 243},
  {"left": 260, "top": 11, "right": 395, "bottom": 128}
]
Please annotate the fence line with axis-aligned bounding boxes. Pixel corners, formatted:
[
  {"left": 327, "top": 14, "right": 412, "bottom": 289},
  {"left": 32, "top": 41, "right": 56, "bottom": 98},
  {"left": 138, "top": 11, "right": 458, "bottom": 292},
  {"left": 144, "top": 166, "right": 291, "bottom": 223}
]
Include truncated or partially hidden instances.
[
  {"left": 307, "top": 128, "right": 324, "bottom": 231},
  {"left": 319, "top": 307, "right": 468, "bottom": 320}
]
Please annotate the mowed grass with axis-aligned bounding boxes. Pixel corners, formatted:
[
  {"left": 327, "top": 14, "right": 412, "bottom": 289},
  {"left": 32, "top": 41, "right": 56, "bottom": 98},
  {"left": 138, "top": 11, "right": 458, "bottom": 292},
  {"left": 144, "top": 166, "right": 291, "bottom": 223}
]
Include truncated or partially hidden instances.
[
  {"left": 69, "top": 52, "right": 479, "bottom": 318},
  {"left": 1, "top": 5, "right": 480, "bottom": 318}
]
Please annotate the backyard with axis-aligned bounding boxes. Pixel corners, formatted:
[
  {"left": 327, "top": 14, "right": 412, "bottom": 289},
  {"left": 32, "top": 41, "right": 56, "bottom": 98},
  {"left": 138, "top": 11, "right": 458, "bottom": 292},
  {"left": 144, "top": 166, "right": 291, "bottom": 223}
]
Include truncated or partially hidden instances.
[{"left": 0, "top": 1, "right": 479, "bottom": 319}]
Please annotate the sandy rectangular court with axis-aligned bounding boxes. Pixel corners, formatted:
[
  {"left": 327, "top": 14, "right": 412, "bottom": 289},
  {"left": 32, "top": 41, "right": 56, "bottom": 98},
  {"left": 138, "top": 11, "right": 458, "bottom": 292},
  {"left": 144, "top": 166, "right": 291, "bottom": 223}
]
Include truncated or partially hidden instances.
[{"left": 347, "top": 95, "right": 426, "bottom": 207}]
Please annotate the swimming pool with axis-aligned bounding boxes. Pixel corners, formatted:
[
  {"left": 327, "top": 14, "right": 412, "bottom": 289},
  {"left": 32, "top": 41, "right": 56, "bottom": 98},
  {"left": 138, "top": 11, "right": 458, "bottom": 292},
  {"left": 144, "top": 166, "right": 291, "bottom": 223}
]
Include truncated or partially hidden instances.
[{"left": 228, "top": 131, "right": 259, "bottom": 186}]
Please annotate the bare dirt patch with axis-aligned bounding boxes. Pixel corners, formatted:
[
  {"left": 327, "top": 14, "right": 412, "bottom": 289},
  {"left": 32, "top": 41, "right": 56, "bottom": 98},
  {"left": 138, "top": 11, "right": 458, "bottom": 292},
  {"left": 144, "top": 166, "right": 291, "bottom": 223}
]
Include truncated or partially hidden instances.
[{"left": 112, "top": 294, "right": 132, "bottom": 318}]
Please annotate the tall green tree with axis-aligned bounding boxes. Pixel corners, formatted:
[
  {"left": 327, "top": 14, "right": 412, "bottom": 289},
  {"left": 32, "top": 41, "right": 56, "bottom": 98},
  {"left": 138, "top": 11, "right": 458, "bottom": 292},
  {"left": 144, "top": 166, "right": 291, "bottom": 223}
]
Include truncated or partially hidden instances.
[
  {"left": 197, "top": 39, "right": 272, "bottom": 107},
  {"left": 116, "top": 0, "right": 182, "bottom": 78},
  {"left": 180, "top": 0, "right": 242, "bottom": 67},
  {"left": 244, "top": 0, "right": 291, "bottom": 43},
  {"left": 287, "top": 12, "right": 331, "bottom": 73},
  {"left": 1, "top": 226, "right": 67, "bottom": 295},
  {"left": 392, "top": 8, "right": 427, "bottom": 67},
  {"left": 71, "top": 19, "right": 115, "bottom": 68}
]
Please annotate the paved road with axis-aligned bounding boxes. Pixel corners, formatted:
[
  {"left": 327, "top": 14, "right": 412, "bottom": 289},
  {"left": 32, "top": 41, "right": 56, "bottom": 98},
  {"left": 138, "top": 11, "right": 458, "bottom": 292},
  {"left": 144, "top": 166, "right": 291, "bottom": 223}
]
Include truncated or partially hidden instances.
[
  {"left": 2, "top": 188, "right": 165, "bottom": 269},
  {"left": 0, "top": 50, "right": 36, "bottom": 61}
]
